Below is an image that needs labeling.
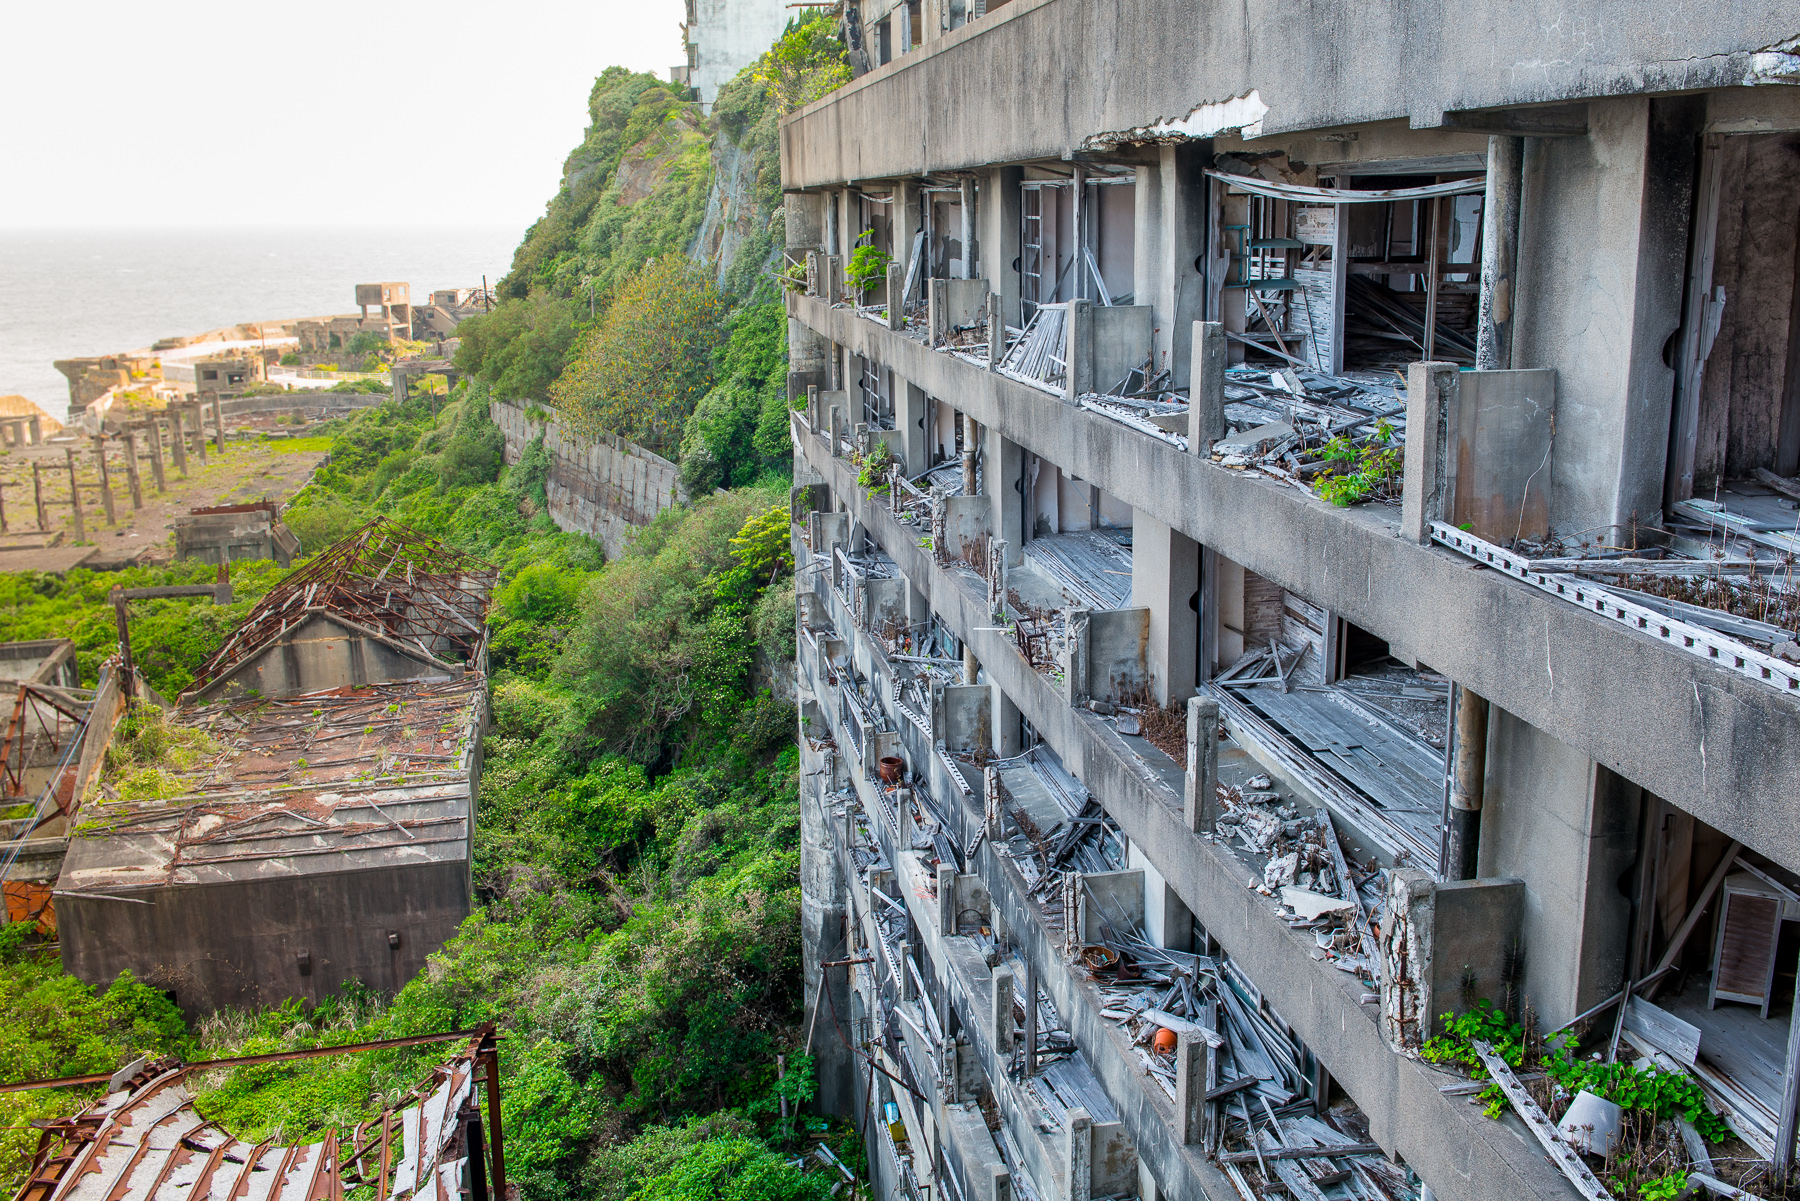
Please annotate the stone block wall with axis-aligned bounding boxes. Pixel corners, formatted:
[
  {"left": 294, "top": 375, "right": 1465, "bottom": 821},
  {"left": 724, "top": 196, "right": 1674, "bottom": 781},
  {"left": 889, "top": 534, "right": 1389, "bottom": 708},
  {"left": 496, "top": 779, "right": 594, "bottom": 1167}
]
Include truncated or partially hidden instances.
[{"left": 490, "top": 401, "right": 685, "bottom": 558}]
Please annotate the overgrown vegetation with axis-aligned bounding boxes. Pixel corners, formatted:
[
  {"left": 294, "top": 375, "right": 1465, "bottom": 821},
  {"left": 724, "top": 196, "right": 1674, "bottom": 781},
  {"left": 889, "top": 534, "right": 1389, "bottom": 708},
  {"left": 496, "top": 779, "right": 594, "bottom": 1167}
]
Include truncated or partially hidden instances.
[{"left": 1423, "top": 1001, "right": 1737, "bottom": 1198}]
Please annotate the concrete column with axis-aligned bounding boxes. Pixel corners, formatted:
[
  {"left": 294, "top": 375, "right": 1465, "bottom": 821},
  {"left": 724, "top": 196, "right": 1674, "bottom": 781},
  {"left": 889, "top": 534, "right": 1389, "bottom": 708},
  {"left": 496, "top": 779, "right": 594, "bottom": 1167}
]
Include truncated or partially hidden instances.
[
  {"left": 1021, "top": 953, "right": 1039, "bottom": 1076},
  {"left": 31, "top": 462, "right": 45, "bottom": 531},
  {"left": 788, "top": 189, "right": 825, "bottom": 254},
  {"left": 1066, "top": 1109, "right": 1092, "bottom": 1201},
  {"left": 1174, "top": 1030, "right": 1213, "bottom": 1145},
  {"left": 993, "top": 686, "right": 1021, "bottom": 756},
  {"left": 962, "top": 643, "right": 978, "bottom": 686},
  {"left": 1132, "top": 509, "right": 1200, "bottom": 705},
  {"left": 1064, "top": 299, "right": 1094, "bottom": 399},
  {"left": 92, "top": 439, "right": 114, "bottom": 525},
  {"left": 27, "top": 416, "right": 41, "bottom": 445},
  {"left": 1476, "top": 136, "right": 1525, "bottom": 371},
  {"left": 937, "top": 862, "right": 957, "bottom": 935},
  {"left": 144, "top": 421, "right": 167, "bottom": 492},
  {"left": 64, "top": 450, "right": 84, "bottom": 542},
  {"left": 801, "top": 777, "right": 853, "bottom": 1114},
  {"left": 121, "top": 431, "right": 143, "bottom": 509},
  {"left": 168, "top": 409, "right": 189, "bottom": 476},
  {"left": 897, "top": 380, "right": 929, "bottom": 475},
  {"left": 981, "top": 167, "right": 1023, "bottom": 329},
  {"left": 958, "top": 177, "right": 975, "bottom": 279},
  {"left": 1184, "top": 695, "right": 1219, "bottom": 834},
  {"left": 1479, "top": 710, "right": 1640, "bottom": 1027},
  {"left": 189, "top": 404, "right": 207, "bottom": 464},
  {"left": 984, "top": 424, "right": 1022, "bottom": 566},
  {"left": 886, "top": 263, "right": 905, "bottom": 330},
  {"left": 1399, "top": 361, "right": 1460, "bottom": 544},
  {"left": 991, "top": 966, "right": 1012, "bottom": 1053},
  {"left": 1447, "top": 685, "right": 1491, "bottom": 880},
  {"left": 211, "top": 400, "right": 226, "bottom": 452},
  {"left": 961, "top": 414, "right": 979, "bottom": 494},
  {"left": 1189, "top": 322, "right": 1226, "bottom": 455}
]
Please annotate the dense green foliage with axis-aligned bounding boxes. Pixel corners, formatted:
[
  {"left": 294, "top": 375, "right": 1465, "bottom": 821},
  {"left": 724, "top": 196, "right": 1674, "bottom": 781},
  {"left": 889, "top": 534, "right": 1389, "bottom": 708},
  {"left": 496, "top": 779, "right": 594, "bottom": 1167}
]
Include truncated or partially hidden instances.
[
  {"left": 0, "top": 559, "right": 288, "bottom": 697},
  {"left": 551, "top": 258, "right": 729, "bottom": 455}
]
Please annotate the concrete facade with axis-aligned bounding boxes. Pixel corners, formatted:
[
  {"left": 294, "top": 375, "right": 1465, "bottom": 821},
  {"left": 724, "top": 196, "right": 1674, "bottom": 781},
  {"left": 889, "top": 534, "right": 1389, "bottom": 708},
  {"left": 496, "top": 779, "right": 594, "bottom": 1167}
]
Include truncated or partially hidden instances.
[
  {"left": 785, "top": 5, "right": 1800, "bottom": 1199},
  {"left": 678, "top": 0, "right": 790, "bottom": 109},
  {"left": 490, "top": 400, "right": 686, "bottom": 559}
]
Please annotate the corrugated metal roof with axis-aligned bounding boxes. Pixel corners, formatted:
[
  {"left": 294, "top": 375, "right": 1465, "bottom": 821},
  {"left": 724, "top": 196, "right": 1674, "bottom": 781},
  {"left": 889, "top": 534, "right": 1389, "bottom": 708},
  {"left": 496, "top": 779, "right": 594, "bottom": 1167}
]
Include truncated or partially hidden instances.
[{"left": 14, "top": 1036, "right": 498, "bottom": 1201}]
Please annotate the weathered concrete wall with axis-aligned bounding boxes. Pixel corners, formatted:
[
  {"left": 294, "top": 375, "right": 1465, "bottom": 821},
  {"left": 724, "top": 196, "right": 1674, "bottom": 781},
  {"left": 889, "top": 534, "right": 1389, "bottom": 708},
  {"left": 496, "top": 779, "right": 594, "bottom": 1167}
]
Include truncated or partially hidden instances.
[
  {"left": 491, "top": 401, "right": 685, "bottom": 559},
  {"left": 58, "top": 858, "right": 471, "bottom": 1016},
  {"left": 187, "top": 612, "right": 455, "bottom": 703},
  {"left": 780, "top": 0, "right": 1793, "bottom": 188}
]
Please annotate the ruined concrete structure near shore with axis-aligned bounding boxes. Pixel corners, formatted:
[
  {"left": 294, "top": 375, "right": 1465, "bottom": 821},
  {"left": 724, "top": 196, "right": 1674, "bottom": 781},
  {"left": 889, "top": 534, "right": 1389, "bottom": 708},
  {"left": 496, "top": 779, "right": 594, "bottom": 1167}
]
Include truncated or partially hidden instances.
[{"left": 784, "top": 4, "right": 1800, "bottom": 1199}]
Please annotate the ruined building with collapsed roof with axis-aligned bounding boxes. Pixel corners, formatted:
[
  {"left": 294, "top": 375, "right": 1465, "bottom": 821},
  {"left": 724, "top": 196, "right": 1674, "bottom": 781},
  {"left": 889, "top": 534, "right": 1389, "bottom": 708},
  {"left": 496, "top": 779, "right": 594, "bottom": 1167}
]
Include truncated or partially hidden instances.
[
  {"left": 45, "top": 520, "right": 492, "bottom": 1016},
  {"left": 785, "top": 3, "right": 1800, "bottom": 1200}
]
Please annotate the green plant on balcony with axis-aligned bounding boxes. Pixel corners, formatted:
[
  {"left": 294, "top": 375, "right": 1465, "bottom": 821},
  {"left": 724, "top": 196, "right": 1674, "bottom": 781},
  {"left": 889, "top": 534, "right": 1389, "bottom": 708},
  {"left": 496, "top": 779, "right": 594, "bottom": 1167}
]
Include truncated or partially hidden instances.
[
  {"left": 854, "top": 439, "right": 893, "bottom": 494},
  {"left": 844, "top": 231, "right": 892, "bottom": 301}
]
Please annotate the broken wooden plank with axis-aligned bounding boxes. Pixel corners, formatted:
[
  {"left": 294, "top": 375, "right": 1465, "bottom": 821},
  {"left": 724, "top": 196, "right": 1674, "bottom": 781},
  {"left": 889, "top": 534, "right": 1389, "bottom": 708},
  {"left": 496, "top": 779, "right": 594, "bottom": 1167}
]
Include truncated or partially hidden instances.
[
  {"left": 1688, "top": 1174, "right": 1768, "bottom": 1201},
  {"left": 1219, "top": 1142, "right": 1383, "bottom": 1163},
  {"left": 1753, "top": 467, "right": 1800, "bottom": 503},
  {"left": 1470, "top": 1040, "right": 1610, "bottom": 1201}
]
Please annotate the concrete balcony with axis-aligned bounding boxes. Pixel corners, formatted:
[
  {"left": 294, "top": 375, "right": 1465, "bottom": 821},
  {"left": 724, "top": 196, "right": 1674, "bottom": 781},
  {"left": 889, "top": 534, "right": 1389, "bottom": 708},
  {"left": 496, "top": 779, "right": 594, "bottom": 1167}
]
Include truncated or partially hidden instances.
[
  {"left": 788, "top": 291, "right": 1800, "bottom": 869},
  {"left": 795, "top": 435, "right": 1588, "bottom": 1201}
]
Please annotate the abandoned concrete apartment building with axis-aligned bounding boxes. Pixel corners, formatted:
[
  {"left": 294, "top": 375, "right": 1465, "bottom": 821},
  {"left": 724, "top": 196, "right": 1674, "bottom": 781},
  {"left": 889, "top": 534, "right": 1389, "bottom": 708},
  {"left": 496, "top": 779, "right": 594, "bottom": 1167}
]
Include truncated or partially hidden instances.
[{"left": 784, "top": 4, "right": 1800, "bottom": 1200}]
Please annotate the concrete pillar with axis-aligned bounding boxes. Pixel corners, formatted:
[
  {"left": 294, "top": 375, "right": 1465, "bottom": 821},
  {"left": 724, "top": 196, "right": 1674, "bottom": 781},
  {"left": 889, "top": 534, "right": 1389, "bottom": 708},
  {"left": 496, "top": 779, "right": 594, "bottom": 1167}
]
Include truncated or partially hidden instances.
[
  {"left": 144, "top": 421, "right": 167, "bottom": 492},
  {"left": 31, "top": 462, "right": 45, "bottom": 532},
  {"left": 168, "top": 408, "right": 189, "bottom": 476},
  {"left": 981, "top": 167, "right": 1023, "bottom": 329},
  {"left": 211, "top": 399, "right": 226, "bottom": 452},
  {"left": 190, "top": 404, "right": 207, "bottom": 464},
  {"left": 1021, "top": 953, "right": 1039, "bottom": 1076},
  {"left": 1132, "top": 510, "right": 1200, "bottom": 706},
  {"left": 27, "top": 416, "right": 41, "bottom": 445},
  {"left": 1399, "top": 361, "right": 1460, "bottom": 545},
  {"left": 1479, "top": 710, "right": 1640, "bottom": 1027},
  {"left": 92, "top": 439, "right": 115, "bottom": 525},
  {"left": 958, "top": 177, "right": 975, "bottom": 279},
  {"left": 1447, "top": 685, "right": 1490, "bottom": 880},
  {"left": 1183, "top": 695, "right": 1219, "bottom": 834},
  {"left": 787, "top": 189, "right": 825, "bottom": 255},
  {"left": 1516, "top": 96, "right": 1698, "bottom": 542},
  {"left": 992, "top": 686, "right": 1021, "bottom": 757},
  {"left": 1476, "top": 136, "right": 1524, "bottom": 371},
  {"left": 991, "top": 966, "right": 1013, "bottom": 1053},
  {"left": 1064, "top": 299, "right": 1094, "bottom": 399},
  {"left": 937, "top": 862, "right": 957, "bottom": 935},
  {"left": 1174, "top": 1029, "right": 1214, "bottom": 1145},
  {"left": 962, "top": 643, "right": 978, "bottom": 686},
  {"left": 984, "top": 424, "right": 1022, "bottom": 565},
  {"left": 1189, "top": 321, "right": 1226, "bottom": 455},
  {"left": 121, "top": 431, "right": 143, "bottom": 509},
  {"left": 887, "top": 263, "right": 905, "bottom": 330},
  {"left": 64, "top": 450, "right": 83, "bottom": 543},
  {"left": 897, "top": 380, "right": 929, "bottom": 475},
  {"left": 1066, "top": 1109, "right": 1092, "bottom": 1201},
  {"left": 801, "top": 777, "right": 853, "bottom": 1114}
]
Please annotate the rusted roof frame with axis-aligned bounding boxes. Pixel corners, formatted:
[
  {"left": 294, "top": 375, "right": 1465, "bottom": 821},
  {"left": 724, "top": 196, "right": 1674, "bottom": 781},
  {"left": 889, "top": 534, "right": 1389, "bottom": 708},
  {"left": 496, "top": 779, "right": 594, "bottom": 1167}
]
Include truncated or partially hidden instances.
[
  {"left": 8, "top": 1028, "right": 504, "bottom": 1201},
  {"left": 186, "top": 519, "right": 495, "bottom": 697}
]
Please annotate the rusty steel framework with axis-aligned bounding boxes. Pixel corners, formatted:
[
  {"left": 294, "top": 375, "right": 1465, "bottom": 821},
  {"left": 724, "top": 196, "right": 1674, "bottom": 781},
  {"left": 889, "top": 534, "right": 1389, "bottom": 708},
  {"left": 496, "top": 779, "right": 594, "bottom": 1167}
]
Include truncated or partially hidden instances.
[
  {"left": 0, "top": 684, "right": 86, "bottom": 801},
  {"left": 11, "top": 1027, "right": 506, "bottom": 1201},
  {"left": 188, "top": 518, "right": 496, "bottom": 696}
]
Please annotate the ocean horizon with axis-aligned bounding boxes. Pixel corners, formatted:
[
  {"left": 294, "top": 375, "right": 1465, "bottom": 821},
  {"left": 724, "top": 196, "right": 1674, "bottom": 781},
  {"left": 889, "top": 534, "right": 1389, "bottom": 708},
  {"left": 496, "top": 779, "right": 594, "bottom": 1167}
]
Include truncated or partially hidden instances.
[{"left": 0, "top": 225, "right": 523, "bottom": 416}]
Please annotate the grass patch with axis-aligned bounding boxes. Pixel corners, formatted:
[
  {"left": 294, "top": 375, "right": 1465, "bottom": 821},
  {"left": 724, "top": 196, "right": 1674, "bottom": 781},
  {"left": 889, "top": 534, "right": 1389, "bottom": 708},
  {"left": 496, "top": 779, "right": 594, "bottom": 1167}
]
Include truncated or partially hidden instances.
[{"left": 262, "top": 436, "right": 334, "bottom": 453}]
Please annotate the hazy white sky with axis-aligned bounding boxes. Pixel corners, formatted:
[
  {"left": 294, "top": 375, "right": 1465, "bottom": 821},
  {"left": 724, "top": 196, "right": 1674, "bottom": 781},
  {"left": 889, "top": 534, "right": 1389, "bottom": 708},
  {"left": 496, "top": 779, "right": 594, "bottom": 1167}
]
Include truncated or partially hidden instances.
[{"left": 0, "top": 0, "right": 686, "bottom": 230}]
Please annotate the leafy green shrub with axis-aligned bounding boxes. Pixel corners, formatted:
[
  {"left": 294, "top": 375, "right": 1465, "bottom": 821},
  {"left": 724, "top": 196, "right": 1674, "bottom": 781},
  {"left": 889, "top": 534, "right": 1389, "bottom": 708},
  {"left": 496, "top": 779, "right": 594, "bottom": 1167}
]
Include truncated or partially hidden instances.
[
  {"left": 552, "top": 258, "right": 728, "bottom": 454},
  {"left": 843, "top": 230, "right": 891, "bottom": 298},
  {"left": 1311, "top": 420, "right": 1402, "bottom": 507},
  {"left": 283, "top": 494, "right": 367, "bottom": 554}
]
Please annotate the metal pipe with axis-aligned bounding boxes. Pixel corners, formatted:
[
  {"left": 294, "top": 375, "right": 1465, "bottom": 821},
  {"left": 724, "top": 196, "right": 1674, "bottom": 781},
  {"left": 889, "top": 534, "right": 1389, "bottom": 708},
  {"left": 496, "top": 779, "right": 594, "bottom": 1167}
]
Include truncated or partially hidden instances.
[{"left": 1446, "top": 684, "right": 1489, "bottom": 880}]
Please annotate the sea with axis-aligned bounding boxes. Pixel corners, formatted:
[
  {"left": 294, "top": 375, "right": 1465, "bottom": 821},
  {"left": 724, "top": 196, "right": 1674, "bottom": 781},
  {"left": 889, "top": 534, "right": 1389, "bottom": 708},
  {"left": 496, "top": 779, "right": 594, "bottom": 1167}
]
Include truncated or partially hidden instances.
[{"left": 0, "top": 226, "right": 523, "bottom": 414}]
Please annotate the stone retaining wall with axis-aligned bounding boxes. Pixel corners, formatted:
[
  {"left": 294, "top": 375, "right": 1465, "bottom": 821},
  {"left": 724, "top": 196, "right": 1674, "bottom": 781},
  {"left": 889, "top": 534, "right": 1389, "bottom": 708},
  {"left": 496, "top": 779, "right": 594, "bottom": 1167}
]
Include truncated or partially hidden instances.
[{"left": 490, "top": 401, "right": 684, "bottom": 558}]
